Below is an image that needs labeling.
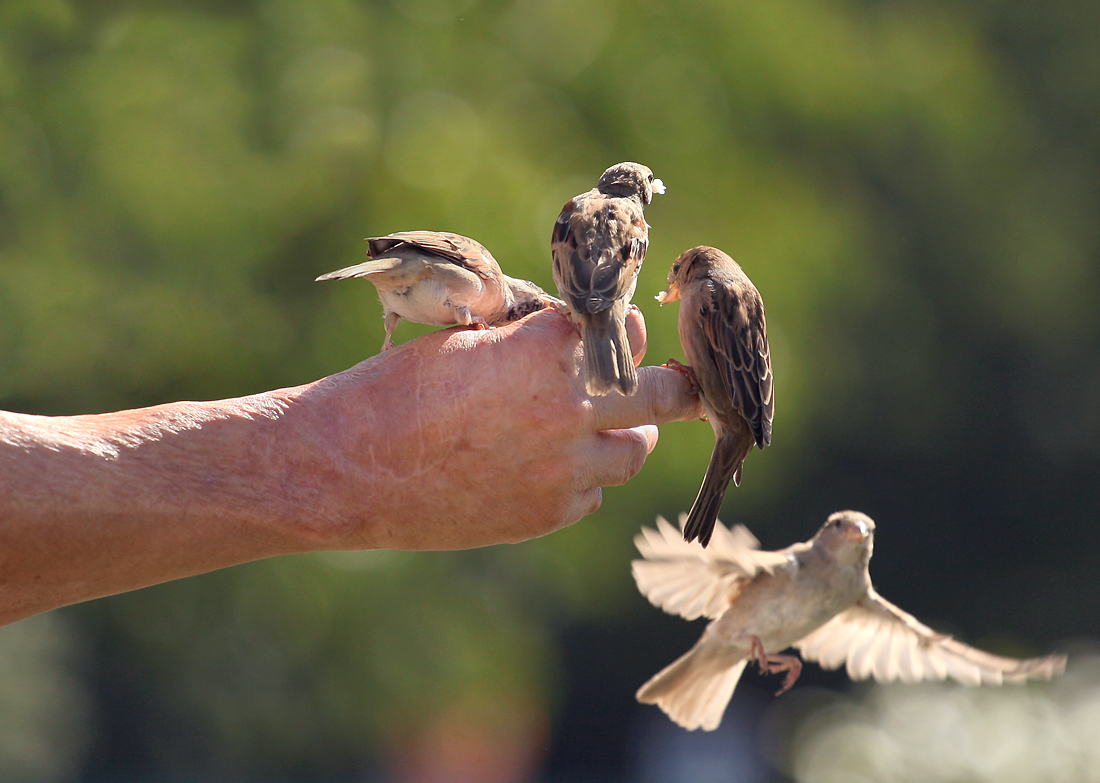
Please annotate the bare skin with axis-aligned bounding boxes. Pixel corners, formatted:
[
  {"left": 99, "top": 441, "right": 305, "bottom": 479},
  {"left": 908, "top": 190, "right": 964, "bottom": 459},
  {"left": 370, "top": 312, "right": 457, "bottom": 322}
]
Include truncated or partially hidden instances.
[{"left": 0, "top": 308, "right": 702, "bottom": 626}]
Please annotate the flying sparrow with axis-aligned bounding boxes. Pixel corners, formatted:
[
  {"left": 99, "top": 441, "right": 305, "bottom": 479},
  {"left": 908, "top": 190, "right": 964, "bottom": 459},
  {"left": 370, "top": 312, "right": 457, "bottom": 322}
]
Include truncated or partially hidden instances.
[
  {"left": 318, "top": 231, "right": 547, "bottom": 351},
  {"left": 552, "top": 162, "right": 664, "bottom": 396},
  {"left": 656, "top": 246, "right": 773, "bottom": 547},
  {"left": 633, "top": 511, "right": 1067, "bottom": 731}
]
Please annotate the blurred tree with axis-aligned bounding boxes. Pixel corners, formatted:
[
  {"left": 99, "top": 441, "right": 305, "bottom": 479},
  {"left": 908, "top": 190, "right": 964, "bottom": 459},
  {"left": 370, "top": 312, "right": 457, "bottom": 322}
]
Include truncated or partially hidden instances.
[{"left": 0, "top": 0, "right": 1097, "bottom": 779}]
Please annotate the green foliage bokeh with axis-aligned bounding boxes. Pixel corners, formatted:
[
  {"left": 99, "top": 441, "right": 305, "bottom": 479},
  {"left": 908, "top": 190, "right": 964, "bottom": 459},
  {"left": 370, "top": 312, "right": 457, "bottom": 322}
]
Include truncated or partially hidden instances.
[{"left": 1, "top": 0, "right": 1097, "bottom": 777}]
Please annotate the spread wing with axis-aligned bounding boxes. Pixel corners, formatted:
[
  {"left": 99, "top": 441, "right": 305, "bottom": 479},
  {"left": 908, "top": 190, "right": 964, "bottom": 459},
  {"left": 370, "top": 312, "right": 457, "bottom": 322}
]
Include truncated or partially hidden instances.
[
  {"left": 368, "top": 231, "right": 500, "bottom": 281},
  {"left": 632, "top": 515, "right": 789, "bottom": 620},
  {"left": 693, "top": 273, "right": 773, "bottom": 447},
  {"left": 552, "top": 193, "right": 647, "bottom": 315},
  {"left": 795, "top": 587, "right": 1066, "bottom": 685}
]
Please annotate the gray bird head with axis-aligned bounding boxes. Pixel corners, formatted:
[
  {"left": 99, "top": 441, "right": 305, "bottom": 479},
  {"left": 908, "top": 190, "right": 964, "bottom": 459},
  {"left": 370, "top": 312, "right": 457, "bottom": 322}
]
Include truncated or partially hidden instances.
[
  {"left": 814, "top": 510, "right": 875, "bottom": 565},
  {"left": 597, "top": 162, "right": 665, "bottom": 205}
]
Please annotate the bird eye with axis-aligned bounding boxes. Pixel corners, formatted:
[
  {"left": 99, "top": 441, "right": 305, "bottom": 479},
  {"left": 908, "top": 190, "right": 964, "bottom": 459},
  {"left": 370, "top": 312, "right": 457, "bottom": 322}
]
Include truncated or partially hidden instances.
[{"left": 648, "top": 174, "right": 654, "bottom": 182}]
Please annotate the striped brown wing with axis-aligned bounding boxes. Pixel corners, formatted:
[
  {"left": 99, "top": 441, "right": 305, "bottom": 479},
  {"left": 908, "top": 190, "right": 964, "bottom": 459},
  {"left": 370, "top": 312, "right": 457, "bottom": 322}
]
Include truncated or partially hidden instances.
[
  {"left": 695, "top": 272, "right": 773, "bottom": 447},
  {"left": 368, "top": 231, "right": 500, "bottom": 281},
  {"left": 552, "top": 194, "right": 647, "bottom": 315}
]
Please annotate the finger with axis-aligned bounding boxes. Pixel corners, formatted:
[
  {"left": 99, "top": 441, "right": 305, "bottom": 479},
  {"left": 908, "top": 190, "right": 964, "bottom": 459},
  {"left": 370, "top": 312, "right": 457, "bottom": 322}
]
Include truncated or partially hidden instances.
[
  {"left": 579, "top": 425, "right": 659, "bottom": 487},
  {"left": 589, "top": 365, "right": 705, "bottom": 431},
  {"left": 625, "top": 305, "right": 647, "bottom": 366},
  {"left": 556, "top": 487, "right": 603, "bottom": 528}
]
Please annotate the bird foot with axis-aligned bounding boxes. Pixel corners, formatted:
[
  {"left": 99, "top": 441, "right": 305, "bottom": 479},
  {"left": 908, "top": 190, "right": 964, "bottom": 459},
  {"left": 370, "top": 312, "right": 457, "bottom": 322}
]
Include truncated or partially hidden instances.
[
  {"left": 542, "top": 295, "right": 571, "bottom": 318},
  {"left": 663, "top": 359, "right": 706, "bottom": 419},
  {"left": 663, "top": 358, "right": 698, "bottom": 391},
  {"left": 542, "top": 296, "right": 582, "bottom": 336},
  {"left": 748, "top": 636, "right": 803, "bottom": 696}
]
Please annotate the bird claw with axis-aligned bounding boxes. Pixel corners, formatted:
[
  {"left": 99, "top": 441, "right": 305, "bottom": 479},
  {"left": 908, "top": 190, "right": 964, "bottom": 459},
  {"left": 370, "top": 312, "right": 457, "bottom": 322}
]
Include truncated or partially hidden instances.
[
  {"left": 542, "top": 296, "right": 582, "bottom": 336},
  {"left": 748, "top": 636, "right": 769, "bottom": 670},
  {"left": 747, "top": 636, "right": 803, "bottom": 696},
  {"left": 771, "top": 657, "right": 803, "bottom": 696},
  {"left": 542, "top": 295, "right": 571, "bottom": 318},
  {"left": 663, "top": 358, "right": 703, "bottom": 410}
]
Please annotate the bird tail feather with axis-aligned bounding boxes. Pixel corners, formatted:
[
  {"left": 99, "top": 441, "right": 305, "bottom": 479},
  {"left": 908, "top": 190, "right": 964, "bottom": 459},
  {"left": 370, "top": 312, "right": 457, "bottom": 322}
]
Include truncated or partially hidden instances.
[
  {"left": 637, "top": 642, "right": 747, "bottom": 732},
  {"left": 581, "top": 309, "right": 637, "bottom": 397},
  {"left": 316, "top": 257, "right": 405, "bottom": 282},
  {"left": 683, "top": 431, "right": 753, "bottom": 547}
]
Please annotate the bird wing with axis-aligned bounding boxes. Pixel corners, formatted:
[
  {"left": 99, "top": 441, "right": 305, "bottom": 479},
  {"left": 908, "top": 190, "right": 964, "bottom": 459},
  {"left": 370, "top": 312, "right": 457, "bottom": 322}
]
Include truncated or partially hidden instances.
[
  {"left": 694, "top": 274, "right": 774, "bottom": 447},
  {"left": 552, "top": 194, "right": 647, "bottom": 315},
  {"left": 794, "top": 587, "right": 1066, "bottom": 685},
  {"left": 368, "top": 231, "right": 500, "bottom": 281},
  {"left": 632, "top": 515, "right": 789, "bottom": 620}
]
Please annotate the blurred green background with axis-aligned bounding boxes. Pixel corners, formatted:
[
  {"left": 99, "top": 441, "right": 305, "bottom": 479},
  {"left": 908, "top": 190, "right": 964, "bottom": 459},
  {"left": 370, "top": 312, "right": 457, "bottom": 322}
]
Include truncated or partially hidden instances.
[{"left": 1, "top": 0, "right": 1098, "bottom": 780}]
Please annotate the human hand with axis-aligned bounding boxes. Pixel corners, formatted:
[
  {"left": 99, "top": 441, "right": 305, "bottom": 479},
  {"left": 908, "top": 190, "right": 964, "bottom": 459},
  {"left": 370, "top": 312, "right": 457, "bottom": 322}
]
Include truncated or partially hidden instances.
[{"left": 283, "top": 306, "right": 704, "bottom": 550}]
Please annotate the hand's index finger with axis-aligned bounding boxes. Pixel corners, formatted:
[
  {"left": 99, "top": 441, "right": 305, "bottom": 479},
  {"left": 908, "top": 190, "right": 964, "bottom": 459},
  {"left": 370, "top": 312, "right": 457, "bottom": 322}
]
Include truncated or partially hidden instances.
[{"left": 588, "top": 365, "right": 705, "bottom": 431}]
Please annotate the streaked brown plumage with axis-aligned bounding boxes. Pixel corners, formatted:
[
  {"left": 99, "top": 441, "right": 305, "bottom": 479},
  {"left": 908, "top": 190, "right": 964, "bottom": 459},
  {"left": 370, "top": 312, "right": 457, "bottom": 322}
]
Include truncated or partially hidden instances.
[
  {"left": 657, "top": 246, "right": 773, "bottom": 547},
  {"left": 634, "top": 511, "right": 1067, "bottom": 732},
  {"left": 317, "top": 231, "right": 546, "bottom": 351},
  {"left": 551, "top": 162, "right": 664, "bottom": 396}
]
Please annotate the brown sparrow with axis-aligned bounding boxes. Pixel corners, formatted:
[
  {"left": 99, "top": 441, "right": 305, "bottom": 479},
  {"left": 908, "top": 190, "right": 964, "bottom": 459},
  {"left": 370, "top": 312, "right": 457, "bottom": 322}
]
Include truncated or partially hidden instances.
[
  {"left": 317, "top": 231, "right": 546, "bottom": 351},
  {"left": 657, "top": 246, "right": 773, "bottom": 547},
  {"left": 634, "top": 511, "right": 1067, "bottom": 731},
  {"left": 551, "top": 162, "right": 664, "bottom": 396}
]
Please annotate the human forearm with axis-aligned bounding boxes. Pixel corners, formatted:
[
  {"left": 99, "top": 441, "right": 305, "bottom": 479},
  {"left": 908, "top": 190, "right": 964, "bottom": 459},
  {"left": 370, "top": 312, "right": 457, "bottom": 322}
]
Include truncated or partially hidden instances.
[{"left": 0, "top": 394, "right": 317, "bottom": 624}]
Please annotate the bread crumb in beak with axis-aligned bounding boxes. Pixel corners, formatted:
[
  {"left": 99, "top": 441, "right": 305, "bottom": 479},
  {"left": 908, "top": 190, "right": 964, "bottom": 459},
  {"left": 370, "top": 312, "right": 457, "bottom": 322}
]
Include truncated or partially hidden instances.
[
  {"left": 652, "top": 178, "right": 666, "bottom": 195},
  {"left": 656, "top": 281, "right": 680, "bottom": 305}
]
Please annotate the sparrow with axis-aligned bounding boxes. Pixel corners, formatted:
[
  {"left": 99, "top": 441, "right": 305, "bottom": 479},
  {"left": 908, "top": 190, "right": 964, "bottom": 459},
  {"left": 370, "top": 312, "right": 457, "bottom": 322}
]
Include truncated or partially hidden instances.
[
  {"left": 551, "top": 162, "right": 665, "bottom": 396},
  {"left": 656, "top": 246, "right": 773, "bottom": 547},
  {"left": 317, "top": 231, "right": 547, "bottom": 351},
  {"left": 633, "top": 511, "right": 1067, "bottom": 732}
]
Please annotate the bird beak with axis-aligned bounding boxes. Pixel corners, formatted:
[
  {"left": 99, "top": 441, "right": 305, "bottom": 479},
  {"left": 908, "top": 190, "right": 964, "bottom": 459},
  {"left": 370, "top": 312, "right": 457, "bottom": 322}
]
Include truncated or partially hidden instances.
[
  {"left": 655, "top": 281, "right": 681, "bottom": 305},
  {"left": 844, "top": 520, "right": 870, "bottom": 543},
  {"left": 652, "top": 178, "right": 666, "bottom": 195}
]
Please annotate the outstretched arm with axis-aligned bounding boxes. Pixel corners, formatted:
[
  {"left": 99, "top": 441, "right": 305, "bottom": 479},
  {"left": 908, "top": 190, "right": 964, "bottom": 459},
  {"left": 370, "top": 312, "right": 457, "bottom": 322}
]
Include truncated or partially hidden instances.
[{"left": 0, "top": 308, "right": 701, "bottom": 625}]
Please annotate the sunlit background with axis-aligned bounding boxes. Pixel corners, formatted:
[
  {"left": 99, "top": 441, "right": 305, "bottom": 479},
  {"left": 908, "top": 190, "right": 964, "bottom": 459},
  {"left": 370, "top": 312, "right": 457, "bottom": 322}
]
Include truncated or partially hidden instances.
[{"left": 1, "top": 0, "right": 1098, "bottom": 780}]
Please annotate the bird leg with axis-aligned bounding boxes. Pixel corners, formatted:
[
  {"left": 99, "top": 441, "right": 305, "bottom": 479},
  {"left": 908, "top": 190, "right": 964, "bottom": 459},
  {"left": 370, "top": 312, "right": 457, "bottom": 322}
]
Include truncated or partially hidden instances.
[
  {"left": 542, "top": 296, "right": 571, "bottom": 318},
  {"left": 448, "top": 304, "right": 491, "bottom": 331},
  {"left": 747, "top": 636, "right": 803, "bottom": 696},
  {"left": 541, "top": 294, "right": 569, "bottom": 315},
  {"left": 662, "top": 358, "right": 698, "bottom": 391},
  {"left": 542, "top": 296, "right": 582, "bottom": 335},
  {"left": 662, "top": 358, "right": 706, "bottom": 420},
  {"left": 453, "top": 305, "right": 474, "bottom": 327},
  {"left": 382, "top": 312, "right": 401, "bottom": 351}
]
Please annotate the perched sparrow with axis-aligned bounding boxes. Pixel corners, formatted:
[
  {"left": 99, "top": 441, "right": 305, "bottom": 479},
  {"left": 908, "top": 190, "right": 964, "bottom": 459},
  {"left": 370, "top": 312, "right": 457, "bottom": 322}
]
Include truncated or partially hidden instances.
[
  {"left": 634, "top": 511, "right": 1067, "bottom": 732},
  {"left": 656, "top": 246, "right": 773, "bottom": 547},
  {"left": 317, "top": 231, "right": 547, "bottom": 351},
  {"left": 552, "top": 162, "right": 664, "bottom": 396}
]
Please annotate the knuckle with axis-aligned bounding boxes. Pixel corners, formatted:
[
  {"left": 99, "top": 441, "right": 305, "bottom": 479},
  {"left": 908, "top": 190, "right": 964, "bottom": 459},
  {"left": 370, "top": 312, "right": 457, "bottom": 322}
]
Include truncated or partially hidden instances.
[
  {"left": 557, "top": 487, "right": 601, "bottom": 528},
  {"left": 644, "top": 379, "right": 668, "bottom": 422},
  {"left": 585, "top": 487, "right": 603, "bottom": 515},
  {"left": 626, "top": 433, "right": 649, "bottom": 478},
  {"left": 607, "top": 430, "right": 649, "bottom": 486},
  {"left": 637, "top": 366, "right": 675, "bottom": 422},
  {"left": 647, "top": 366, "right": 702, "bottom": 422}
]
